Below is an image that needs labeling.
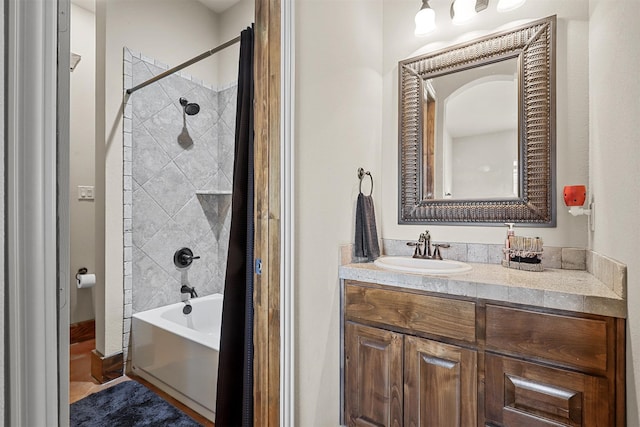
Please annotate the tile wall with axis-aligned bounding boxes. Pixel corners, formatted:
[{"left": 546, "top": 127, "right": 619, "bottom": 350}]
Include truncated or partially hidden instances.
[{"left": 123, "top": 48, "right": 236, "bottom": 361}]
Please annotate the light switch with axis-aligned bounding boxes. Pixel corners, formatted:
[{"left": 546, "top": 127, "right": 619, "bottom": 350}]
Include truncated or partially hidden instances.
[{"left": 78, "top": 185, "right": 95, "bottom": 200}]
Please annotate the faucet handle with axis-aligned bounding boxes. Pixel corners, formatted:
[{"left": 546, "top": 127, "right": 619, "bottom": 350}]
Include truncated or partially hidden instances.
[
  {"left": 174, "top": 247, "right": 199, "bottom": 268},
  {"left": 407, "top": 241, "right": 423, "bottom": 258},
  {"left": 431, "top": 243, "right": 450, "bottom": 260}
]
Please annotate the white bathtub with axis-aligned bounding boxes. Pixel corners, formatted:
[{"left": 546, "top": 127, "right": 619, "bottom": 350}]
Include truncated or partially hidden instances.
[{"left": 131, "top": 293, "right": 223, "bottom": 421}]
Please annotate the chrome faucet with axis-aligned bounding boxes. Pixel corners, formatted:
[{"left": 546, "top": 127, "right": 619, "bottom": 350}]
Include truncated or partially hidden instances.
[
  {"left": 407, "top": 230, "right": 450, "bottom": 260},
  {"left": 407, "top": 233, "right": 425, "bottom": 258},
  {"left": 423, "top": 231, "right": 432, "bottom": 258}
]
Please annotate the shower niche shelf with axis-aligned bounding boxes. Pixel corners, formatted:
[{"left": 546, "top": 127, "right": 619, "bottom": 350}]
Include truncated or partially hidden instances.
[
  {"left": 195, "top": 190, "right": 233, "bottom": 239},
  {"left": 195, "top": 190, "right": 232, "bottom": 196}
]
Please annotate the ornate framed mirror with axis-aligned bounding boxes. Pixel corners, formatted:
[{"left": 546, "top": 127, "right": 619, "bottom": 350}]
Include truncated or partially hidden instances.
[{"left": 398, "top": 15, "right": 556, "bottom": 225}]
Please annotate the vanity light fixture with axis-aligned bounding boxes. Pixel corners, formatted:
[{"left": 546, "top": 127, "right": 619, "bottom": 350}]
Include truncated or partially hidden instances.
[
  {"left": 497, "top": 0, "right": 526, "bottom": 13},
  {"left": 415, "top": 0, "right": 437, "bottom": 36},
  {"left": 415, "top": 0, "right": 489, "bottom": 37},
  {"left": 451, "top": 0, "right": 489, "bottom": 25}
]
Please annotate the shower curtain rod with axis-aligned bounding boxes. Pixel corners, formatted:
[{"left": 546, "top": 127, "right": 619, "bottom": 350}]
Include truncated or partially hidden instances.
[{"left": 126, "top": 35, "right": 241, "bottom": 95}]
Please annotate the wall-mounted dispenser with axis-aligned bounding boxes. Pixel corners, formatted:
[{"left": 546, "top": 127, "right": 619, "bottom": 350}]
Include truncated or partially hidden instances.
[
  {"left": 564, "top": 185, "right": 589, "bottom": 215},
  {"left": 563, "top": 185, "right": 595, "bottom": 231},
  {"left": 76, "top": 267, "right": 96, "bottom": 289}
]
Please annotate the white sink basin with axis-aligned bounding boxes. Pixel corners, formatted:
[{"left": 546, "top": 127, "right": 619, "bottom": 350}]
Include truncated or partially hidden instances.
[{"left": 374, "top": 256, "right": 472, "bottom": 275}]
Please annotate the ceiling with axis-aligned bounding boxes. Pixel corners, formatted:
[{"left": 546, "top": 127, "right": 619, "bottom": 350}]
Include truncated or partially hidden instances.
[
  {"left": 71, "top": 0, "right": 95, "bottom": 13},
  {"left": 70, "top": 0, "right": 241, "bottom": 15},
  {"left": 196, "top": 0, "right": 241, "bottom": 14}
]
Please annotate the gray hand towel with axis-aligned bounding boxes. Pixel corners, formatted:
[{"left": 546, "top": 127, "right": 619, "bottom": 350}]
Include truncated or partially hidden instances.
[{"left": 355, "top": 193, "right": 381, "bottom": 261}]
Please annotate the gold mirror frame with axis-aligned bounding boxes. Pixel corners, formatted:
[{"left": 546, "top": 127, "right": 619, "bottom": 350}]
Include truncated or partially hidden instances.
[{"left": 398, "top": 16, "right": 556, "bottom": 225}]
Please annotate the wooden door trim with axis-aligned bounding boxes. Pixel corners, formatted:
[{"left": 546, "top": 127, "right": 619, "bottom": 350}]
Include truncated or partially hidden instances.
[{"left": 254, "top": 0, "right": 281, "bottom": 425}]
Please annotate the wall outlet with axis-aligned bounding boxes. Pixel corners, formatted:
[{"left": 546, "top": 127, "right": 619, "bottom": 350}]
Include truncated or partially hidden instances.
[{"left": 77, "top": 185, "right": 95, "bottom": 200}]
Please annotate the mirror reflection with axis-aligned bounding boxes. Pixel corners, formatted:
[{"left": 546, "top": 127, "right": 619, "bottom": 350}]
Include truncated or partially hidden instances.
[{"left": 426, "top": 58, "right": 519, "bottom": 200}]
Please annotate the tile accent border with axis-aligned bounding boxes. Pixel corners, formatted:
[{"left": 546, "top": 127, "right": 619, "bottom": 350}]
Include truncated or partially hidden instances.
[
  {"left": 587, "top": 250, "right": 627, "bottom": 298},
  {"left": 380, "top": 239, "right": 592, "bottom": 270},
  {"left": 123, "top": 47, "right": 134, "bottom": 368}
]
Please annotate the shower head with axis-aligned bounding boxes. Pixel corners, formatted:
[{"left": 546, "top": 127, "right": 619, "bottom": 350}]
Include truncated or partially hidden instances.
[
  {"left": 179, "top": 97, "right": 200, "bottom": 116},
  {"left": 185, "top": 103, "right": 200, "bottom": 116}
]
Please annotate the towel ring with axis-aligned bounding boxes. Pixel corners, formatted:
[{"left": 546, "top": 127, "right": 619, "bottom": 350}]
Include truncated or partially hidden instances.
[{"left": 357, "top": 167, "right": 373, "bottom": 196}]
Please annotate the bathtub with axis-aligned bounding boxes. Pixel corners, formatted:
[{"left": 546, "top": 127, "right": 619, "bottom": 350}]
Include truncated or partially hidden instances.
[{"left": 131, "top": 293, "right": 223, "bottom": 421}]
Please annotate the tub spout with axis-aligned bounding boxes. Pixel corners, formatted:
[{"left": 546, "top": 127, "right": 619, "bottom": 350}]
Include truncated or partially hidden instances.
[{"left": 181, "top": 284, "right": 198, "bottom": 301}]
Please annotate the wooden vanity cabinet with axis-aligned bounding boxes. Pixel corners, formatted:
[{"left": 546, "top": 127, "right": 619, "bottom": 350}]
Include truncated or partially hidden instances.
[
  {"left": 343, "top": 281, "right": 625, "bottom": 427},
  {"left": 404, "top": 335, "right": 477, "bottom": 427},
  {"left": 485, "top": 354, "right": 610, "bottom": 426},
  {"left": 344, "top": 322, "right": 404, "bottom": 427},
  {"left": 344, "top": 282, "right": 478, "bottom": 427},
  {"left": 345, "top": 322, "right": 477, "bottom": 427},
  {"left": 484, "top": 305, "right": 622, "bottom": 427}
]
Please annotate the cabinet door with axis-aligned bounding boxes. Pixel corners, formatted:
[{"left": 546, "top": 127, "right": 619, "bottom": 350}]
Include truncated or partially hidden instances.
[
  {"left": 404, "top": 336, "right": 477, "bottom": 427},
  {"left": 485, "top": 354, "right": 611, "bottom": 426},
  {"left": 345, "top": 322, "right": 403, "bottom": 427}
]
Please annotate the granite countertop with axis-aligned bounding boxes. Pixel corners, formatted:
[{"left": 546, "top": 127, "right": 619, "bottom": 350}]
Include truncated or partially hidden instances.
[{"left": 339, "top": 261, "right": 627, "bottom": 318}]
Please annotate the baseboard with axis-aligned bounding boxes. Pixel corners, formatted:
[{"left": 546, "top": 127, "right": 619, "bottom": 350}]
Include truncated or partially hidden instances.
[
  {"left": 70, "top": 319, "right": 95, "bottom": 344},
  {"left": 91, "top": 349, "right": 124, "bottom": 384}
]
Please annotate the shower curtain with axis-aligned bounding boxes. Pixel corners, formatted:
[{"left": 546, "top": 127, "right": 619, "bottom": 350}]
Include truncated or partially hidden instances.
[{"left": 215, "top": 25, "right": 255, "bottom": 427}]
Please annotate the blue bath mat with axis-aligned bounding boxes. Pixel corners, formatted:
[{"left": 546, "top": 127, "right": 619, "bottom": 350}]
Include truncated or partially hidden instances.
[{"left": 70, "top": 380, "right": 203, "bottom": 426}]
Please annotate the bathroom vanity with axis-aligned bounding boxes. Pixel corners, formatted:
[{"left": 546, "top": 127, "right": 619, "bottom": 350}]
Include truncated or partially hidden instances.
[
  {"left": 340, "top": 262, "right": 626, "bottom": 427},
  {"left": 343, "top": 13, "right": 626, "bottom": 425}
]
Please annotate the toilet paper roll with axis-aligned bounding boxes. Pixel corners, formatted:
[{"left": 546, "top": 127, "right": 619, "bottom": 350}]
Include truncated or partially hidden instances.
[{"left": 76, "top": 273, "right": 96, "bottom": 289}]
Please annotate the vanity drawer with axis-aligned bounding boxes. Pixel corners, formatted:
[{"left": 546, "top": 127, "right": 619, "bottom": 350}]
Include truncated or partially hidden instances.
[
  {"left": 486, "top": 305, "right": 611, "bottom": 373},
  {"left": 485, "top": 353, "right": 611, "bottom": 426},
  {"left": 345, "top": 282, "right": 476, "bottom": 343}
]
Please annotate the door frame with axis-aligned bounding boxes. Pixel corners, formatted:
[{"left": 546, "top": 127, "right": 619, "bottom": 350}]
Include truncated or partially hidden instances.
[
  {"left": 254, "top": 0, "right": 293, "bottom": 424},
  {"left": 6, "top": 0, "right": 64, "bottom": 425}
]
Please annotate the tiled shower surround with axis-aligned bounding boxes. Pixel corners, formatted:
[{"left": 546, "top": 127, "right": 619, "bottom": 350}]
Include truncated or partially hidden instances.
[{"left": 122, "top": 48, "right": 236, "bottom": 360}]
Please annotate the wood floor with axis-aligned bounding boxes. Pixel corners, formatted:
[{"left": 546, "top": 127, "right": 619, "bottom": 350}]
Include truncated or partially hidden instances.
[{"left": 70, "top": 338, "right": 214, "bottom": 426}]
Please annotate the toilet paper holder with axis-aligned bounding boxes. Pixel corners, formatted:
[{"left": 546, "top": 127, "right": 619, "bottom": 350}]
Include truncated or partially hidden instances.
[{"left": 76, "top": 267, "right": 88, "bottom": 279}]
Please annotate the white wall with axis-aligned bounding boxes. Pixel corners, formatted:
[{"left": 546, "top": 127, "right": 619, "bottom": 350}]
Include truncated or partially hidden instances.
[
  {"left": 70, "top": 3, "right": 96, "bottom": 324},
  {"left": 451, "top": 130, "right": 518, "bottom": 199},
  {"left": 217, "top": 0, "right": 255, "bottom": 85},
  {"left": 381, "top": 0, "right": 590, "bottom": 246},
  {"left": 589, "top": 0, "right": 640, "bottom": 423},
  {"left": 295, "top": 0, "right": 383, "bottom": 424},
  {"left": 292, "top": 1, "right": 625, "bottom": 425},
  {"left": 96, "top": 0, "right": 219, "bottom": 356}
]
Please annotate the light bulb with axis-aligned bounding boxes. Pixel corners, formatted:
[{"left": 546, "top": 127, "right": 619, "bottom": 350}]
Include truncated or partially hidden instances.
[
  {"left": 415, "top": 4, "right": 436, "bottom": 36},
  {"left": 497, "top": 0, "right": 525, "bottom": 12},
  {"left": 452, "top": 0, "right": 477, "bottom": 25}
]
